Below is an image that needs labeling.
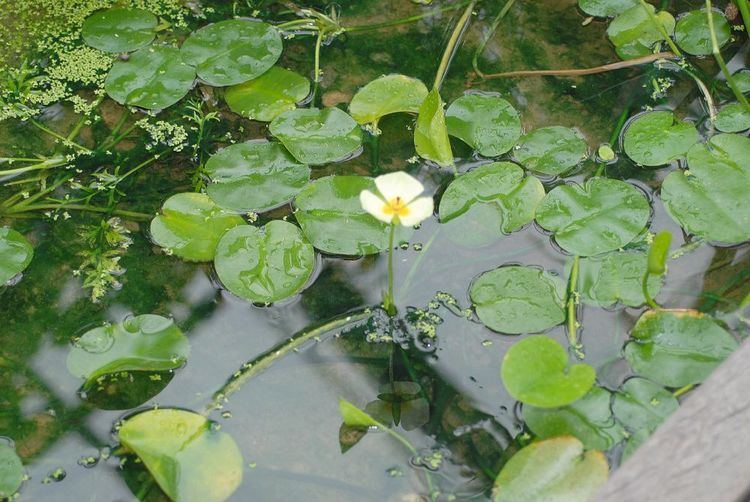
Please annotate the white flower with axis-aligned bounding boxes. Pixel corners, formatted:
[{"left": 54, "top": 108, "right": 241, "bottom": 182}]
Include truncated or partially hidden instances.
[{"left": 360, "top": 172, "right": 434, "bottom": 227}]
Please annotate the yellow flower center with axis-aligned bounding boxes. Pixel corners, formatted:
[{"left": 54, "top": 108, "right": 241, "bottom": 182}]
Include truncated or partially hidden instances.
[{"left": 382, "top": 196, "right": 410, "bottom": 218}]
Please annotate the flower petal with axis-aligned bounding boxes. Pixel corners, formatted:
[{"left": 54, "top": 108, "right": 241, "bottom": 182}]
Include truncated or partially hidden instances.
[
  {"left": 360, "top": 189, "right": 393, "bottom": 224},
  {"left": 399, "top": 196, "right": 434, "bottom": 227},
  {"left": 374, "top": 171, "right": 424, "bottom": 203}
]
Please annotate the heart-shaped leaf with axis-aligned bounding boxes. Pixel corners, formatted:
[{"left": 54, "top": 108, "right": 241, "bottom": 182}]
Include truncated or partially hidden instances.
[
  {"left": 269, "top": 107, "right": 363, "bottom": 165},
  {"left": 82, "top": 8, "right": 157, "bottom": 53},
  {"left": 0, "top": 444, "right": 23, "bottom": 499},
  {"left": 118, "top": 409, "right": 243, "bottom": 502},
  {"left": 0, "top": 227, "right": 33, "bottom": 285},
  {"left": 414, "top": 88, "right": 453, "bottom": 167},
  {"left": 502, "top": 336, "right": 596, "bottom": 408},
  {"left": 439, "top": 162, "right": 545, "bottom": 247},
  {"left": 349, "top": 74, "right": 428, "bottom": 127},
  {"left": 611, "top": 377, "right": 678, "bottom": 432},
  {"left": 715, "top": 103, "right": 750, "bottom": 133},
  {"left": 513, "top": 126, "right": 587, "bottom": 176},
  {"left": 105, "top": 45, "right": 196, "bottom": 110},
  {"left": 180, "top": 19, "right": 282, "bottom": 87},
  {"left": 224, "top": 66, "right": 310, "bottom": 122},
  {"left": 445, "top": 93, "right": 521, "bottom": 157},
  {"left": 735, "top": 69, "right": 750, "bottom": 94},
  {"left": 339, "top": 398, "right": 382, "bottom": 428},
  {"left": 578, "top": 0, "right": 638, "bottom": 17},
  {"left": 293, "top": 175, "right": 410, "bottom": 256},
  {"left": 524, "top": 387, "right": 626, "bottom": 451},
  {"left": 623, "top": 111, "right": 698, "bottom": 166},
  {"left": 624, "top": 309, "right": 738, "bottom": 387},
  {"left": 471, "top": 266, "right": 566, "bottom": 335},
  {"left": 607, "top": 4, "right": 676, "bottom": 59},
  {"left": 150, "top": 193, "right": 244, "bottom": 262},
  {"left": 661, "top": 134, "right": 750, "bottom": 244},
  {"left": 204, "top": 140, "right": 310, "bottom": 213},
  {"left": 214, "top": 221, "right": 315, "bottom": 303},
  {"left": 675, "top": 9, "right": 731, "bottom": 56},
  {"left": 66, "top": 314, "right": 189, "bottom": 389},
  {"left": 575, "top": 251, "right": 662, "bottom": 307},
  {"left": 535, "top": 177, "right": 651, "bottom": 256},
  {"left": 492, "top": 436, "right": 608, "bottom": 502}
]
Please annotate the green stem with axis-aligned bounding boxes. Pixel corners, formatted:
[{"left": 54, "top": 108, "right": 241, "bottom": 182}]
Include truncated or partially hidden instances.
[
  {"left": 311, "top": 29, "right": 325, "bottom": 106},
  {"left": 642, "top": 272, "right": 660, "bottom": 309},
  {"left": 67, "top": 95, "right": 102, "bottom": 142},
  {"left": 5, "top": 204, "right": 150, "bottom": 220},
  {"left": 103, "top": 111, "right": 130, "bottom": 146},
  {"left": 706, "top": 0, "right": 750, "bottom": 113},
  {"left": 672, "top": 383, "right": 694, "bottom": 398},
  {"left": 472, "top": 0, "right": 517, "bottom": 78},
  {"left": 736, "top": 0, "right": 750, "bottom": 40},
  {"left": 639, "top": 0, "right": 682, "bottom": 56},
  {"left": 385, "top": 222, "right": 397, "bottom": 316},
  {"left": 396, "top": 227, "right": 441, "bottom": 303},
  {"left": 433, "top": 0, "right": 477, "bottom": 90},
  {"left": 30, "top": 120, "right": 91, "bottom": 153},
  {"left": 276, "top": 19, "right": 318, "bottom": 30},
  {"left": 98, "top": 122, "right": 138, "bottom": 152},
  {"left": 566, "top": 256, "right": 583, "bottom": 358},
  {"left": 594, "top": 105, "right": 631, "bottom": 177},
  {"left": 0, "top": 155, "right": 67, "bottom": 177}
]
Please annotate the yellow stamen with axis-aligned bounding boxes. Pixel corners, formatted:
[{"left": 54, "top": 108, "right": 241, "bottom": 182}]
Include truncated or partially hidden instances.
[{"left": 382, "top": 196, "right": 410, "bottom": 217}]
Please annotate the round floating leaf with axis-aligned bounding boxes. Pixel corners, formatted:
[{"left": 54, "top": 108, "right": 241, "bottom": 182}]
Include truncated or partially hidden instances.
[
  {"left": 502, "top": 336, "right": 596, "bottom": 408},
  {"left": 414, "top": 88, "right": 454, "bottom": 167},
  {"left": 536, "top": 178, "right": 650, "bottom": 256},
  {"left": 578, "top": 0, "right": 638, "bottom": 17},
  {"left": 471, "top": 266, "right": 566, "bottom": 335},
  {"left": 675, "top": 9, "right": 731, "bottom": 56},
  {"left": 204, "top": 140, "right": 310, "bottom": 213},
  {"left": 612, "top": 377, "right": 678, "bottom": 432},
  {"left": 715, "top": 103, "right": 750, "bottom": 133},
  {"left": 623, "top": 111, "right": 698, "bottom": 166},
  {"left": 269, "top": 107, "right": 363, "bottom": 165},
  {"left": 180, "top": 19, "right": 282, "bottom": 87},
  {"left": 349, "top": 74, "right": 428, "bottom": 126},
  {"left": 225, "top": 66, "right": 310, "bottom": 122},
  {"left": 439, "top": 162, "right": 545, "bottom": 247},
  {"left": 81, "top": 8, "right": 157, "bottom": 53},
  {"left": 445, "top": 93, "right": 522, "bottom": 157},
  {"left": 524, "top": 387, "right": 626, "bottom": 451},
  {"left": 0, "top": 444, "right": 23, "bottom": 499},
  {"left": 214, "top": 221, "right": 315, "bottom": 303},
  {"left": 661, "top": 134, "right": 750, "bottom": 244},
  {"left": 734, "top": 69, "right": 750, "bottom": 94},
  {"left": 492, "top": 437, "right": 608, "bottom": 502},
  {"left": 513, "top": 126, "right": 587, "bottom": 176},
  {"left": 118, "top": 409, "right": 243, "bottom": 502},
  {"left": 575, "top": 251, "right": 661, "bottom": 307},
  {"left": 624, "top": 309, "right": 738, "bottom": 387},
  {"left": 105, "top": 45, "right": 195, "bottom": 110},
  {"left": 66, "top": 314, "right": 189, "bottom": 389},
  {"left": 621, "top": 428, "right": 650, "bottom": 461},
  {"left": 294, "top": 175, "right": 410, "bottom": 256},
  {"left": 607, "top": 4, "right": 676, "bottom": 59},
  {"left": 0, "top": 227, "right": 33, "bottom": 285},
  {"left": 150, "top": 193, "right": 244, "bottom": 262}
]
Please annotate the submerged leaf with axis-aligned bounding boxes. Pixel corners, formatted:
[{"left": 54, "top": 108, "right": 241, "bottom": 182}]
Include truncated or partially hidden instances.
[
  {"left": 445, "top": 93, "right": 521, "bottom": 157},
  {"left": 82, "top": 8, "right": 157, "bottom": 53},
  {"left": 513, "top": 126, "right": 587, "bottom": 176},
  {"left": 0, "top": 227, "right": 33, "bottom": 285},
  {"left": 607, "top": 4, "right": 676, "bottom": 59},
  {"left": 622, "top": 111, "right": 698, "bottom": 166},
  {"left": 225, "top": 66, "right": 310, "bottom": 122},
  {"left": 0, "top": 444, "right": 23, "bottom": 499},
  {"left": 612, "top": 377, "right": 678, "bottom": 432},
  {"left": 578, "top": 0, "right": 638, "bottom": 17},
  {"left": 349, "top": 74, "right": 428, "bottom": 127},
  {"left": 674, "top": 9, "right": 731, "bottom": 56},
  {"left": 414, "top": 88, "right": 453, "bottom": 167}
]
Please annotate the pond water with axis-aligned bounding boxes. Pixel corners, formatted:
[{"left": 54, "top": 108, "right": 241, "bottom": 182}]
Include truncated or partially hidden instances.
[{"left": 1, "top": 0, "right": 749, "bottom": 500}]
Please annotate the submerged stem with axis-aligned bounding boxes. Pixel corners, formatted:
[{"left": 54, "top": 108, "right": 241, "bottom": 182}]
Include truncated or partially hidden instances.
[
  {"left": 472, "top": 0, "right": 517, "bottom": 78},
  {"left": 385, "top": 222, "right": 396, "bottom": 316},
  {"left": 434, "top": 0, "right": 476, "bottom": 90},
  {"left": 566, "top": 256, "right": 583, "bottom": 359},
  {"left": 705, "top": 0, "right": 750, "bottom": 113}
]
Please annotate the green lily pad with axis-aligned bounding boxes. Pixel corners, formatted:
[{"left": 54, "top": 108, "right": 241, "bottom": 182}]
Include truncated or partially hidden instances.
[
  {"left": 607, "top": 4, "right": 676, "bottom": 59},
  {"left": 734, "top": 69, "right": 750, "bottom": 94},
  {"left": 180, "top": 19, "right": 282, "bottom": 87},
  {"left": 339, "top": 398, "right": 382, "bottom": 428},
  {"left": 104, "top": 45, "right": 196, "bottom": 110},
  {"left": 624, "top": 309, "right": 738, "bottom": 387},
  {"left": 293, "top": 175, "right": 409, "bottom": 256},
  {"left": 524, "top": 387, "right": 626, "bottom": 451},
  {"left": 513, "top": 126, "right": 588, "bottom": 176},
  {"left": 535, "top": 178, "right": 651, "bottom": 257},
  {"left": 575, "top": 251, "right": 662, "bottom": 307},
  {"left": 621, "top": 428, "right": 650, "bottom": 461},
  {"left": 611, "top": 377, "right": 678, "bottom": 432},
  {"left": 439, "top": 162, "right": 545, "bottom": 247},
  {"left": 81, "top": 8, "right": 157, "bottom": 53},
  {"left": 622, "top": 111, "right": 698, "bottom": 166},
  {"left": 492, "top": 436, "right": 608, "bottom": 502},
  {"left": 675, "top": 9, "right": 731, "bottom": 56},
  {"left": 414, "top": 88, "right": 454, "bottom": 167},
  {"left": 118, "top": 409, "right": 243, "bottom": 502},
  {"left": 269, "top": 107, "right": 363, "bottom": 165},
  {"left": 445, "top": 93, "right": 522, "bottom": 157},
  {"left": 214, "top": 221, "right": 315, "bottom": 303},
  {"left": 0, "top": 227, "right": 33, "bottom": 285},
  {"left": 578, "top": 0, "right": 638, "bottom": 17},
  {"left": 661, "top": 134, "right": 750, "bottom": 244},
  {"left": 349, "top": 74, "right": 428, "bottom": 127},
  {"left": 224, "top": 66, "right": 310, "bottom": 122},
  {"left": 502, "top": 336, "right": 596, "bottom": 408},
  {"left": 0, "top": 444, "right": 23, "bottom": 499},
  {"left": 715, "top": 103, "right": 750, "bottom": 133},
  {"left": 204, "top": 140, "right": 310, "bottom": 213},
  {"left": 150, "top": 193, "right": 244, "bottom": 262},
  {"left": 471, "top": 266, "right": 566, "bottom": 335},
  {"left": 66, "top": 314, "right": 189, "bottom": 389}
]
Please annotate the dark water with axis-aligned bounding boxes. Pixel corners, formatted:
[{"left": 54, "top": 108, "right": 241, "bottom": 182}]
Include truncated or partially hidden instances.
[{"left": 1, "top": 0, "right": 749, "bottom": 500}]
